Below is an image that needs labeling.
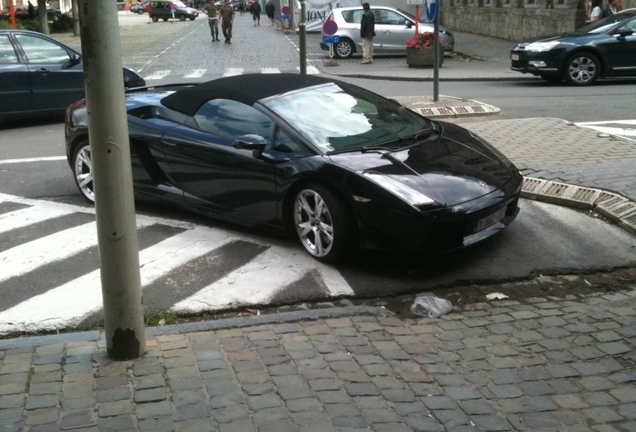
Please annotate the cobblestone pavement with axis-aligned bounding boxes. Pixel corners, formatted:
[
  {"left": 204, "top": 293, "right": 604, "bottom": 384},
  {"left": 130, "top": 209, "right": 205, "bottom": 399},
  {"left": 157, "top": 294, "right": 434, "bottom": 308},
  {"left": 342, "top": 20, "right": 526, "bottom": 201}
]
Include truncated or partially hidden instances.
[
  {"left": 457, "top": 118, "right": 636, "bottom": 202},
  {"left": 1, "top": 289, "right": 635, "bottom": 431}
]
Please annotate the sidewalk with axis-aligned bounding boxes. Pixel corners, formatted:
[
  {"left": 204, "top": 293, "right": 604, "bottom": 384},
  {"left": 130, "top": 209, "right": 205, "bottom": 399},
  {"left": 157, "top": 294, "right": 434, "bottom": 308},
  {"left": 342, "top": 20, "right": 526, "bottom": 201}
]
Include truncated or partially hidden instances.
[{"left": 1, "top": 288, "right": 635, "bottom": 431}]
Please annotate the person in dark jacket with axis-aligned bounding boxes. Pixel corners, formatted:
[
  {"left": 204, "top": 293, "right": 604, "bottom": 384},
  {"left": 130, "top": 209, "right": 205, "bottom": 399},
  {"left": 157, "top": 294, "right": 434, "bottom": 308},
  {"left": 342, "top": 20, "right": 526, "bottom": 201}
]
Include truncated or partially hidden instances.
[
  {"left": 360, "top": 2, "right": 375, "bottom": 64},
  {"left": 251, "top": 0, "right": 261, "bottom": 25},
  {"left": 599, "top": 0, "right": 619, "bottom": 19},
  {"left": 265, "top": 0, "right": 275, "bottom": 26}
]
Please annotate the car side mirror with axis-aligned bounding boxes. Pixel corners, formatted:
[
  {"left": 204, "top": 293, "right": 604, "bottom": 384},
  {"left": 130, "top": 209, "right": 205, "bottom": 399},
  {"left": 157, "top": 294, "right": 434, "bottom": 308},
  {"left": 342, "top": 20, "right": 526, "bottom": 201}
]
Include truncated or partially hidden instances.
[
  {"left": 233, "top": 134, "right": 268, "bottom": 158},
  {"left": 614, "top": 27, "right": 634, "bottom": 38},
  {"left": 405, "top": 21, "right": 412, "bottom": 28},
  {"left": 70, "top": 53, "right": 81, "bottom": 65}
]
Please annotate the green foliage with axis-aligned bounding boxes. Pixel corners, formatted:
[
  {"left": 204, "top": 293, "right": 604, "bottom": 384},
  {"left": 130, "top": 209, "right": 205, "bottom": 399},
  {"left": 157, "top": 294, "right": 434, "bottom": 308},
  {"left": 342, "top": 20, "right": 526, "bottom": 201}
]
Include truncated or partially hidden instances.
[
  {"left": 0, "top": 13, "right": 73, "bottom": 33},
  {"left": 145, "top": 310, "right": 176, "bottom": 326}
]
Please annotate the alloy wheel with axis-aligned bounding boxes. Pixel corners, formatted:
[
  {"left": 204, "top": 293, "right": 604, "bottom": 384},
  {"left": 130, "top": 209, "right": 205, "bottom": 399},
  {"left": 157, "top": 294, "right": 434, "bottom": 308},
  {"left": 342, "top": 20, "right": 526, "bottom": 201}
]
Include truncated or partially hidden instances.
[
  {"left": 73, "top": 143, "right": 95, "bottom": 202},
  {"left": 294, "top": 189, "right": 335, "bottom": 258},
  {"left": 566, "top": 54, "right": 599, "bottom": 85}
]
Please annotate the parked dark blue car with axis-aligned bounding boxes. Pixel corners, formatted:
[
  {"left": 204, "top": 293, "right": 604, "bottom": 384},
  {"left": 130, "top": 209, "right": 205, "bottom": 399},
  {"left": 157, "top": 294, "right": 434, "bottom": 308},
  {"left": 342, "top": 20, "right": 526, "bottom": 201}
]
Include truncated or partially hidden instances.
[
  {"left": 0, "top": 29, "right": 145, "bottom": 122},
  {"left": 510, "top": 9, "right": 636, "bottom": 85}
]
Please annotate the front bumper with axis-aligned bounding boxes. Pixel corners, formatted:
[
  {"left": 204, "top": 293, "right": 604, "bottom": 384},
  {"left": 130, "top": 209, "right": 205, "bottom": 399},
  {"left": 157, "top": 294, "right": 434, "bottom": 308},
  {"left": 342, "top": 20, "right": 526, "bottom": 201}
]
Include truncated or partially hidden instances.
[
  {"left": 510, "top": 48, "right": 565, "bottom": 76},
  {"left": 353, "top": 172, "right": 524, "bottom": 253}
]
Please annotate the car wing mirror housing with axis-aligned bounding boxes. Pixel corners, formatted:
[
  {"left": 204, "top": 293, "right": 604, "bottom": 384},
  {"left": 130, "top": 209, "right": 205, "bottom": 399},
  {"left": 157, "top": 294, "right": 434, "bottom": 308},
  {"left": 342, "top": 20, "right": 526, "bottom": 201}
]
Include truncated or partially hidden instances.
[
  {"left": 615, "top": 27, "right": 634, "bottom": 38},
  {"left": 406, "top": 21, "right": 412, "bottom": 28},
  {"left": 233, "top": 134, "right": 268, "bottom": 158},
  {"left": 70, "top": 53, "right": 81, "bottom": 65}
]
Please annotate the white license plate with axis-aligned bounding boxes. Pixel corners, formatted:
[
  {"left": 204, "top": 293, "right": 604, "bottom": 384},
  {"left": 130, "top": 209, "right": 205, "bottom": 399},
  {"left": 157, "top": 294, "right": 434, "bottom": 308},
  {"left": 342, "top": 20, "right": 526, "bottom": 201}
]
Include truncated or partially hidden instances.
[
  {"left": 476, "top": 207, "right": 507, "bottom": 232},
  {"left": 511, "top": 54, "right": 520, "bottom": 61}
]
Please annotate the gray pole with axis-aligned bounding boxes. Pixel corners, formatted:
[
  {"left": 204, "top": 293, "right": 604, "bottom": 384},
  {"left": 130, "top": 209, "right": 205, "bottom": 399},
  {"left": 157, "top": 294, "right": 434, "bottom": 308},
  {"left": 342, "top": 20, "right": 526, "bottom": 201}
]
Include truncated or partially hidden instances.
[
  {"left": 72, "top": 0, "right": 80, "bottom": 37},
  {"left": 299, "top": 0, "right": 306, "bottom": 74},
  {"left": 433, "top": 0, "right": 439, "bottom": 102},
  {"left": 79, "top": 0, "right": 146, "bottom": 360}
]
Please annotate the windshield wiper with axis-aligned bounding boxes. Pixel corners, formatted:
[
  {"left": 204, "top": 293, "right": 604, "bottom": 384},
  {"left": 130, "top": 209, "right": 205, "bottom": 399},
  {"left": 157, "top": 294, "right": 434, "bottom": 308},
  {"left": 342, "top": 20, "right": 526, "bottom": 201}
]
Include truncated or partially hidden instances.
[{"left": 327, "top": 145, "right": 399, "bottom": 155}]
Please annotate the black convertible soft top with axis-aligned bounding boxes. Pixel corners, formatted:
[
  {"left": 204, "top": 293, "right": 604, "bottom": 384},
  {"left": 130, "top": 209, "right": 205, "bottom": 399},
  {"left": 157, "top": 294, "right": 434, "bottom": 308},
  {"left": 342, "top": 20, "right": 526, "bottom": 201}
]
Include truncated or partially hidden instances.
[{"left": 160, "top": 73, "right": 335, "bottom": 117}]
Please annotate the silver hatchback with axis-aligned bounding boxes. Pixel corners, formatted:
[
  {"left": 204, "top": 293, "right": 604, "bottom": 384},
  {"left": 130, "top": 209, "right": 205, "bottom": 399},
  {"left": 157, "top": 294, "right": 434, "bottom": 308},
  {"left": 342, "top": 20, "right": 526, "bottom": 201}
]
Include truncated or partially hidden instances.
[{"left": 320, "top": 6, "right": 454, "bottom": 59}]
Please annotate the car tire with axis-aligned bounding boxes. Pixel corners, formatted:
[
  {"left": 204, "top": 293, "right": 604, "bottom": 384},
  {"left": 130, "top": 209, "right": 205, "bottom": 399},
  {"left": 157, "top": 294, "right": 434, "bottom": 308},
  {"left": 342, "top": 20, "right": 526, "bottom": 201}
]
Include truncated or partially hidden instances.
[
  {"left": 292, "top": 183, "right": 357, "bottom": 263},
  {"left": 72, "top": 140, "right": 95, "bottom": 204},
  {"left": 334, "top": 39, "right": 354, "bottom": 59},
  {"left": 163, "top": 17, "right": 169, "bottom": 21},
  {"left": 179, "top": 14, "right": 186, "bottom": 21},
  {"left": 189, "top": 16, "right": 195, "bottom": 20},
  {"left": 563, "top": 52, "right": 600, "bottom": 86},
  {"left": 138, "top": 9, "right": 144, "bottom": 14},
  {"left": 152, "top": 15, "right": 158, "bottom": 22}
]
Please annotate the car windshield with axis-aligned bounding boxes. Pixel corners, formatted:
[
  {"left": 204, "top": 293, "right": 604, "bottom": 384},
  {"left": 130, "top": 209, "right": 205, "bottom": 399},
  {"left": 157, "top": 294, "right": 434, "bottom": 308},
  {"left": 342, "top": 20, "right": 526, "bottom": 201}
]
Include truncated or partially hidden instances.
[
  {"left": 263, "top": 83, "right": 433, "bottom": 154},
  {"left": 175, "top": 1, "right": 186, "bottom": 7},
  {"left": 578, "top": 10, "right": 636, "bottom": 33},
  {"left": 397, "top": 8, "right": 426, "bottom": 23}
]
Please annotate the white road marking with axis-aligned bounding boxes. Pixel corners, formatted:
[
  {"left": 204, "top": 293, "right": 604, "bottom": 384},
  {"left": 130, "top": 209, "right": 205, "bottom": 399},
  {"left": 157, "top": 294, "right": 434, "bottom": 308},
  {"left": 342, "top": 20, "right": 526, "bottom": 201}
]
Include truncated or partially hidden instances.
[
  {"left": 0, "top": 227, "right": 234, "bottom": 334},
  {"left": 297, "top": 66, "right": 320, "bottom": 74},
  {"left": 0, "top": 205, "right": 75, "bottom": 235},
  {"left": 261, "top": 68, "right": 281, "bottom": 74},
  {"left": 173, "top": 243, "right": 353, "bottom": 313},
  {"left": 0, "top": 156, "right": 66, "bottom": 165},
  {"left": 576, "top": 120, "right": 636, "bottom": 141},
  {"left": 223, "top": 68, "right": 244, "bottom": 77},
  {"left": 144, "top": 70, "right": 172, "bottom": 80},
  {"left": 183, "top": 69, "right": 207, "bottom": 78}
]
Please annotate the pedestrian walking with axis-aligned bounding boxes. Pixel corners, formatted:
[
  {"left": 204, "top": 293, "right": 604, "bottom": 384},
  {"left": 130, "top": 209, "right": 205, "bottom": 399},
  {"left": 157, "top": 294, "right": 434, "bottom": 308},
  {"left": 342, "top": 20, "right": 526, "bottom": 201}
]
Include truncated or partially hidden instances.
[
  {"left": 360, "top": 2, "right": 375, "bottom": 64},
  {"left": 220, "top": 0, "right": 235, "bottom": 43},
  {"left": 588, "top": 0, "right": 602, "bottom": 22},
  {"left": 265, "top": 0, "right": 274, "bottom": 26},
  {"left": 146, "top": 1, "right": 152, "bottom": 22},
  {"left": 598, "top": 0, "right": 619, "bottom": 18},
  {"left": 251, "top": 0, "right": 261, "bottom": 25},
  {"left": 239, "top": 0, "right": 245, "bottom": 15},
  {"left": 170, "top": 2, "right": 177, "bottom": 21},
  {"left": 202, "top": 0, "right": 220, "bottom": 41},
  {"left": 27, "top": 0, "right": 35, "bottom": 19}
]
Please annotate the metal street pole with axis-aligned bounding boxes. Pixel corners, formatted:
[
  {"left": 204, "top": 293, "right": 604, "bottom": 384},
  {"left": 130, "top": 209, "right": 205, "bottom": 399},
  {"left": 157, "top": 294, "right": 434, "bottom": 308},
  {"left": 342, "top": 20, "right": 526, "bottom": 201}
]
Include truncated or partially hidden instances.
[
  {"left": 79, "top": 0, "right": 146, "bottom": 360},
  {"left": 299, "top": 0, "right": 306, "bottom": 74},
  {"left": 8, "top": 0, "right": 15, "bottom": 29},
  {"left": 433, "top": 0, "right": 439, "bottom": 102}
]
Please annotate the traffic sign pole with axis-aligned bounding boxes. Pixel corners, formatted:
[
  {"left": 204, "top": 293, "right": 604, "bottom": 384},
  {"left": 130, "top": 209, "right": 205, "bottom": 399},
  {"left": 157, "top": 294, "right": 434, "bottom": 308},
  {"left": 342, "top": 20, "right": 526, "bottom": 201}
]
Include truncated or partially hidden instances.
[{"left": 299, "top": 0, "right": 306, "bottom": 74}]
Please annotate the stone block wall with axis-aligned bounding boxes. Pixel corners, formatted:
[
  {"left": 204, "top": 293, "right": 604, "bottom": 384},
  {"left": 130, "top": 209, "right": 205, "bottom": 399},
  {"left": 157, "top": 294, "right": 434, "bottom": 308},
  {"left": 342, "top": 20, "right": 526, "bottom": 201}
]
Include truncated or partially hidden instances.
[{"left": 441, "top": 0, "right": 588, "bottom": 42}]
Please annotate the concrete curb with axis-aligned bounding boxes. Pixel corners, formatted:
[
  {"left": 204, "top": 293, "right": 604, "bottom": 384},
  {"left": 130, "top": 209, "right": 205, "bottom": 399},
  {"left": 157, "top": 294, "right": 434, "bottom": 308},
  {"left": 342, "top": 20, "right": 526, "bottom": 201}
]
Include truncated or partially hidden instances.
[{"left": 0, "top": 306, "right": 393, "bottom": 349}]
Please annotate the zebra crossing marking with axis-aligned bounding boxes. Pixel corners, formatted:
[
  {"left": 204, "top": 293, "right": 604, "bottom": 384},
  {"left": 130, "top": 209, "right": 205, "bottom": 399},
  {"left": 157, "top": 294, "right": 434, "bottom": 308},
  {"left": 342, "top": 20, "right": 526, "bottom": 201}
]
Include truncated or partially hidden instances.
[
  {"left": 141, "top": 67, "right": 321, "bottom": 81},
  {"left": 144, "top": 70, "right": 172, "bottom": 80},
  {"left": 183, "top": 68, "right": 207, "bottom": 78},
  {"left": 223, "top": 68, "right": 244, "bottom": 77},
  {"left": 0, "top": 193, "right": 353, "bottom": 336}
]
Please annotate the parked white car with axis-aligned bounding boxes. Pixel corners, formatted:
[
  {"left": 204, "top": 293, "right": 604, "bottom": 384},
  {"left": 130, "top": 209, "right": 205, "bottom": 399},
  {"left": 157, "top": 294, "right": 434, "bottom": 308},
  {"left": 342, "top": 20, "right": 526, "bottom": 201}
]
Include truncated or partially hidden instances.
[{"left": 320, "top": 6, "right": 455, "bottom": 59}]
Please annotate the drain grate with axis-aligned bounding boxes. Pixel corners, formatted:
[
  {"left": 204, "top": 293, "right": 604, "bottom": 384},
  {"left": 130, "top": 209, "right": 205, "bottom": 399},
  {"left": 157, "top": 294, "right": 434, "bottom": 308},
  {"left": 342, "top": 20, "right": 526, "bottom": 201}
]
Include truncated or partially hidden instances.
[
  {"left": 521, "top": 177, "right": 636, "bottom": 236},
  {"left": 410, "top": 104, "right": 500, "bottom": 118},
  {"left": 520, "top": 178, "right": 549, "bottom": 200},
  {"left": 535, "top": 180, "right": 600, "bottom": 209}
]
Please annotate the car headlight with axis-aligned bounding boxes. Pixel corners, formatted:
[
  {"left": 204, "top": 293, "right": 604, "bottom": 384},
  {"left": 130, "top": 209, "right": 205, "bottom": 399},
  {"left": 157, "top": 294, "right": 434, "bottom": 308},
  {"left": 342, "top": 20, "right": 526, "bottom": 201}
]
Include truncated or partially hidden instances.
[
  {"left": 525, "top": 41, "right": 559, "bottom": 52},
  {"left": 363, "top": 172, "right": 436, "bottom": 206}
]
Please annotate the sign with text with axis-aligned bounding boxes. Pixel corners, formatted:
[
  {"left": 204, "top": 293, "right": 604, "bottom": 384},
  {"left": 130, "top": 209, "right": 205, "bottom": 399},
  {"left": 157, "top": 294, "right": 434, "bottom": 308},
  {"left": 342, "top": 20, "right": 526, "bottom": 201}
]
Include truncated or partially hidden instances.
[{"left": 322, "top": 35, "right": 340, "bottom": 44}]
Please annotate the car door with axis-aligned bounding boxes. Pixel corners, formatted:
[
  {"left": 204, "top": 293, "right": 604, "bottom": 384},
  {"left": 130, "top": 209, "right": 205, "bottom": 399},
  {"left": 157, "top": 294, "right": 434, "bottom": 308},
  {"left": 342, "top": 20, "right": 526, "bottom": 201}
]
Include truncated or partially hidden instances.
[
  {"left": 374, "top": 8, "right": 412, "bottom": 52},
  {"left": 160, "top": 98, "right": 279, "bottom": 224},
  {"left": 604, "top": 17, "right": 636, "bottom": 76},
  {"left": 14, "top": 33, "right": 84, "bottom": 112},
  {"left": 0, "top": 33, "right": 31, "bottom": 114}
]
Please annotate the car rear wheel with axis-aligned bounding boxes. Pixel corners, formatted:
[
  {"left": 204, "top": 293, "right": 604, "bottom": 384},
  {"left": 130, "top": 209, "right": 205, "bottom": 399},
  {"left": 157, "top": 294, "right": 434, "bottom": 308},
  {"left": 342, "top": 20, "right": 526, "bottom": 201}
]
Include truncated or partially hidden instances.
[
  {"left": 563, "top": 52, "right": 600, "bottom": 86},
  {"left": 179, "top": 14, "right": 186, "bottom": 21},
  {"left": 138, "top": 9, "right": 144, "bottom": 14},
  {"left": 152, "top": 15, "right": 158, "bottom": 22},
  {"left": 163, "top": 17, "right": 169, "bottom": 21},
  {"left": 73, "top": 141, "right": 95, "bottom": 203},
  {"left": 334, "top": 39, "right": 354, "bottom": 59},
  {"left": 292, "top": 183, "right": 356, "bottom": 263}
]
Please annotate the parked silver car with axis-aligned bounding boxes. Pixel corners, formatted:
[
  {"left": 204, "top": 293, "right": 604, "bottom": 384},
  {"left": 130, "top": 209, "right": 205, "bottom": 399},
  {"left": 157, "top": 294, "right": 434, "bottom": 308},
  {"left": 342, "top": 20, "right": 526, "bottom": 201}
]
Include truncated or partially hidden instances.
[{"left": 320, "top": 6, "right": 454, "bottom": 59}]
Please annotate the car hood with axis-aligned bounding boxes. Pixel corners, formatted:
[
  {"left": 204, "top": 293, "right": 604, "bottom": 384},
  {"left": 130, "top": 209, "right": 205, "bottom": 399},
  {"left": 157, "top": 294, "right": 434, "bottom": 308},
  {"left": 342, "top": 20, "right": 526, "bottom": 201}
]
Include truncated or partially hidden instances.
[
  {"left": 517, "top": 32, "right": 590, "bottom": 45},
  {"left": 330, "top": 122, "right": 516, "bottom": 207}
]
